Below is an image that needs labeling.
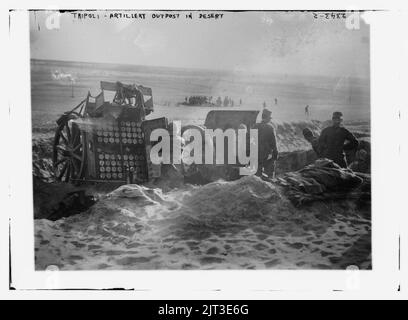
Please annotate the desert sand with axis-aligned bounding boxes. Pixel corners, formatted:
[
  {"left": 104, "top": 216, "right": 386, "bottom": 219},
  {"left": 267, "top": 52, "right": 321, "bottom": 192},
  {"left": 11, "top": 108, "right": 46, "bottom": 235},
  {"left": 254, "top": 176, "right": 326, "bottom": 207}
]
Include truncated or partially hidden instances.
[
  {"left": 31, "top": 59, "right": 371, "bottom": 270},
  {"left": 35, "top": 176, "right": 371, "bottom": 270}
]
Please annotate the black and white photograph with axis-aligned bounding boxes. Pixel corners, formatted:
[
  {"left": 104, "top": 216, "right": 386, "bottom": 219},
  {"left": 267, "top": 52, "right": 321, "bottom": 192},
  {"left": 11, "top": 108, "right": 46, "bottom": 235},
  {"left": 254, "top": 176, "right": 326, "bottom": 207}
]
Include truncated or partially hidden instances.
[
  {"left": 3, "top": 0, "right": 408, "bottom": 302},
  {"left": 30, "top": 10, "right": 372, "bottom": 271}
]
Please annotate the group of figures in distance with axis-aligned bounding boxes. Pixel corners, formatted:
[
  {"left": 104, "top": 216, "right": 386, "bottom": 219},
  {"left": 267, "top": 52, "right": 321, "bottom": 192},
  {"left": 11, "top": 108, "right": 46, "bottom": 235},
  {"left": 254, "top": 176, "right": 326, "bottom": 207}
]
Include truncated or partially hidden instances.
[{"left": 180, "top": 95, "right": 240, "bottom": 107}]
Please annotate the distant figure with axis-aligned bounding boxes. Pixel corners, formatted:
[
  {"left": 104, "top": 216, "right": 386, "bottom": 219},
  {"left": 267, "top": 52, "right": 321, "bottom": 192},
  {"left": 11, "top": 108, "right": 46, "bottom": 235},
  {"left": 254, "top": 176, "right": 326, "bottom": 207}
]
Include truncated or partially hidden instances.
[
  {"left": 239, "top": 99, "right": 242, "bottom": 105},
  {"left": 223, "top": 96, "right": 229, "bottom": 107},
  {"left": 275, "top": 98, "right": 278, "bottom": 105},
  {"left": 305, "top": 105, "right": 310, "bottom": 117},
  {"left": 263, "top": 101, "right": 267, "bottom": 109},
  {"left": 185, "top": 97, "right": 188, "bottom": 103},
  {"left": 318, "top": 111, "right": 359, "bottom": 168},
  {"left": 216, "top": 96, "right": 222, "bottom": 106},
  {"left": 252, "top": 108, "right": 279, "bottom": 178}
]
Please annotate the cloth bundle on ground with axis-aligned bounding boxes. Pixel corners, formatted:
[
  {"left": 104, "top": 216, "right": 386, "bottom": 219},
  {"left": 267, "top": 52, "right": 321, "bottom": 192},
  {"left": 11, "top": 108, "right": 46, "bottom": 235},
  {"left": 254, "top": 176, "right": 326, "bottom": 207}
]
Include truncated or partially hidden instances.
[
  {"left": 275, "top": 159, "right": 369, "bottom": 206},
  {"left": 33, "top": 176, "right": 96, "bottom": 220}
]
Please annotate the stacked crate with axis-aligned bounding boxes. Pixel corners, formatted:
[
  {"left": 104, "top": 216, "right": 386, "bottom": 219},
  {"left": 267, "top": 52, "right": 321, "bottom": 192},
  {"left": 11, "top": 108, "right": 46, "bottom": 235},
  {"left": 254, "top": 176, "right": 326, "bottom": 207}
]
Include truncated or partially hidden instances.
[
  {"left": 84, "top": 108, "right": 167, "bottom": 183},
  {"left": 93, "top": 118, "right": 148, "bottom": 182},
  {"left": 119, "top": 120, "right": 148, "bottom": 182}
]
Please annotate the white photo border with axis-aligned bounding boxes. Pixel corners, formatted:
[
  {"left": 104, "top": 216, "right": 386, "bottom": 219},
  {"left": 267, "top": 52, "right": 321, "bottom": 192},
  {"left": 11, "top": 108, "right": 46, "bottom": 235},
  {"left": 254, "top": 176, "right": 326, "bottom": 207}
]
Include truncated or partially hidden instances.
[{"left": 3, "top": 0, "right": 408, "bottom": 299}]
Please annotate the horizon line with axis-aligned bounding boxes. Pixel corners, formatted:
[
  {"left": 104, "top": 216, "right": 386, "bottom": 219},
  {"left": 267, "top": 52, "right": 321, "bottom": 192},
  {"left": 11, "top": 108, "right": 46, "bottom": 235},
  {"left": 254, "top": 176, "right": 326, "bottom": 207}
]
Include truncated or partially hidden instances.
[{"left": 30, "top": 58, "right": 370, "bottom": 80}]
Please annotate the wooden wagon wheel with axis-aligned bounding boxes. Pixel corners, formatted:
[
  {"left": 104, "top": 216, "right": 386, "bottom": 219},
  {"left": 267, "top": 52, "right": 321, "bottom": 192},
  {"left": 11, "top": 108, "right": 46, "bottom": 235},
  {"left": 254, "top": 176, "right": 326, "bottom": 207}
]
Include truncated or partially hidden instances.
[{"left": 53, "top": 113, "right": 86, "bottom": 182}]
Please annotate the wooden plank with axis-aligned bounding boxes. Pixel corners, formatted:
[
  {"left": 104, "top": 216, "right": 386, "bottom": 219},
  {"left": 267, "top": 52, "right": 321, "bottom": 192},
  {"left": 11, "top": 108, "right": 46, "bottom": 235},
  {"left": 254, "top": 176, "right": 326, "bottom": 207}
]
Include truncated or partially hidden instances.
[{"left": 95, "top": 91, "right": 104, "bottom": 108}]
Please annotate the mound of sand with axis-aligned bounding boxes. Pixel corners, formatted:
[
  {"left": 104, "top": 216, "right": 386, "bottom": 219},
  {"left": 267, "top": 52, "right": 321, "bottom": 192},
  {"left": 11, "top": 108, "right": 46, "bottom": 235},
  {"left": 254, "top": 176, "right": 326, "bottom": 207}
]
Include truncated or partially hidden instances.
[
  {"left": 273, "top": 120, "right": 322, "bottom": 153},
  {"left": 35, "top": 170, "right": 371, "bottom": 270}
]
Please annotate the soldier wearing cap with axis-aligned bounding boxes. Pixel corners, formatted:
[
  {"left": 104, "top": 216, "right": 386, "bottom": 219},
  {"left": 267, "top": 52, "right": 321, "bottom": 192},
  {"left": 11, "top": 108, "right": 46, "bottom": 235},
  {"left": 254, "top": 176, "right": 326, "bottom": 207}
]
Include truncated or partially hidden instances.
[
  {"left": 318, "top": 111, "right": 358, "bottom": 167},
  {"left": 253, "top": 108, "right": 279, "bottom": 177}
]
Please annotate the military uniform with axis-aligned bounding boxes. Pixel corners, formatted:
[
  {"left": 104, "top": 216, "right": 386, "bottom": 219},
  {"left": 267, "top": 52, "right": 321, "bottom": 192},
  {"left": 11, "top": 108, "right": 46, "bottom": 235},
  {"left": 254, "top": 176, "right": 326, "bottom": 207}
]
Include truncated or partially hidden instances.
[
  {"left": 318, "top": 125, "right": 358, "bottom": 167},
  {"left": 253, "top": 120, "right": 278, "bottom": 176}
]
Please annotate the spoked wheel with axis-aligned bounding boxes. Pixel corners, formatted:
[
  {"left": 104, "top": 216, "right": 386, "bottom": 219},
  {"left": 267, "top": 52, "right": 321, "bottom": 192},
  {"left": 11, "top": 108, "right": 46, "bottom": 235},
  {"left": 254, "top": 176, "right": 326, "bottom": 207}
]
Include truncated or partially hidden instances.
[{"left": 53, "top": 113, "right": 86, "bottom": 182}]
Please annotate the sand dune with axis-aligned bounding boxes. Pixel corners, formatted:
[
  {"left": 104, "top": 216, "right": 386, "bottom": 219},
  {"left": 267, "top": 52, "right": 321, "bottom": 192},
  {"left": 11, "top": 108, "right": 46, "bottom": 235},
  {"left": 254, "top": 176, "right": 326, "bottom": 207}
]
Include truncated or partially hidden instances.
[
  {"left": 31, "top": 59, "right": 371, "bottom": 271},
  {"left": 35, "top": 175, "right": 371, "bottom": 270}
]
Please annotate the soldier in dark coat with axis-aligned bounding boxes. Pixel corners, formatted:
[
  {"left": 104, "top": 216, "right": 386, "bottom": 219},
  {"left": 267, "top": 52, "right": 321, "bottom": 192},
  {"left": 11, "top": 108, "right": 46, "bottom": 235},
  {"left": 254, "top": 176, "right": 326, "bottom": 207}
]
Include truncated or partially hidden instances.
[
  {"left": 318, "top": 111, "right": 358, "bottom": 167},
  {"left": 253, "top": 108, "right": 279, "bottom": 177}
]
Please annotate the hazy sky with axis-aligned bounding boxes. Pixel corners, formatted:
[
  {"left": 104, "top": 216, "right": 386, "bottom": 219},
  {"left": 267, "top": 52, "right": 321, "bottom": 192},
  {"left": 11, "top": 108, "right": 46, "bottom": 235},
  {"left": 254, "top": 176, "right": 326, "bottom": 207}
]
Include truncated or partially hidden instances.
[{"left": 30, "top": 11, "right": 370, "bottom": 77}]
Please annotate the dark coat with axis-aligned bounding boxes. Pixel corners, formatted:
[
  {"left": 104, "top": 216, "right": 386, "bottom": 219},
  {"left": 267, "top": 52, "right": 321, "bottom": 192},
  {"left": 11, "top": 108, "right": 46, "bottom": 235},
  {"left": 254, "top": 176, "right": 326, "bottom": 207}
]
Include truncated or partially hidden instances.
[
  {"left": 252, "top": 121, "right": 279, "bottom": 165},
  {"left": 318, "top": 126, "right": 358, "bottom": 167}
]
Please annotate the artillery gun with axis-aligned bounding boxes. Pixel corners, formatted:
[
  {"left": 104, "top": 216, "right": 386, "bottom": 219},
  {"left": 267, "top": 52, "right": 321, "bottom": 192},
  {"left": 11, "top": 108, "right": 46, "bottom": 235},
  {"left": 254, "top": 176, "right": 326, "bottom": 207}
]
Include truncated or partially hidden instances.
[
  {"left": 52, "top": 81, "right": 165, "bottom": 183},
  {"left": 53, "top": 80, "right": 260, "bottom": 184}
]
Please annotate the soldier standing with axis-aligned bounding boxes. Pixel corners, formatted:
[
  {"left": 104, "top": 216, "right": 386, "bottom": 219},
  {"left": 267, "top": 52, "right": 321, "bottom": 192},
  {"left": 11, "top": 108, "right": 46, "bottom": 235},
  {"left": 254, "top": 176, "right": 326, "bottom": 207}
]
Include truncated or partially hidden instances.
[
  {"left": 318, "top": 111, "right": 358, "bottom": 167},
  {"left": 216, "top": 96, "right": 222, "bottom": 106},
  {"left": 305, "top": 105, "right": 310, "bottom": 117},
  {"left": 224, "top": 96, "right": 229, "bottom": 107},
  {"left": 252, "top": 108, "right": 279, "bottom": 177}
]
